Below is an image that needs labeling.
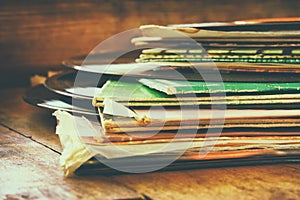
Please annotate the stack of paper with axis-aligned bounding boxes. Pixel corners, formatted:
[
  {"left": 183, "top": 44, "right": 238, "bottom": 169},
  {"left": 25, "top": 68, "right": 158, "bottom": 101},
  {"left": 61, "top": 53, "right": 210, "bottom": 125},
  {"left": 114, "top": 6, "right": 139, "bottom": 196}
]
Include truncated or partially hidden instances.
[
  {"left": 73, "top": 19, "right": 300, "bottom": 175},
  {"left": 24, "top": 19, "right": 300, "bottom": 176}
]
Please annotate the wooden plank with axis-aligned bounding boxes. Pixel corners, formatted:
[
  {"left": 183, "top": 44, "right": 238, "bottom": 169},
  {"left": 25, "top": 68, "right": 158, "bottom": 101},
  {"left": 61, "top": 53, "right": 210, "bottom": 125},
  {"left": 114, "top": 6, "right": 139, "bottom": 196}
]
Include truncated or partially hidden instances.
[
  {"left": 0, "top": 125, "right": 141, "bottom": 200},
  {"left": 112, "top": 165, "right": 300, "bottom": 199},
  {"left": 0, "top": 88, "right": 62, "bottom": 152}
]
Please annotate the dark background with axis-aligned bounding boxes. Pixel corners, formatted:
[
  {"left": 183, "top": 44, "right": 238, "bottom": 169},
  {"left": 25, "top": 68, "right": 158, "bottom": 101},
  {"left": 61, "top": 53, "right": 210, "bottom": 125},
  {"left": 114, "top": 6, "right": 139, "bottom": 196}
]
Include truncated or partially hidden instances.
[{"left": 0, "top": 0, "right": 299, "bottom": 87}]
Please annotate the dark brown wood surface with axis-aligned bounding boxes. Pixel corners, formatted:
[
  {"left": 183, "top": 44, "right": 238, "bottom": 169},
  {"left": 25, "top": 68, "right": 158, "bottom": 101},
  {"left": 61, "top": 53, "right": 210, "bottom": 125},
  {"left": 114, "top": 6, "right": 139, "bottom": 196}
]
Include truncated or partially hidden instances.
[
  {"left": 1, "top": 88, "right": 300, "bottom": 199},
  {"left": 1, "top": 0, "right": 300, "bottom": 87}
]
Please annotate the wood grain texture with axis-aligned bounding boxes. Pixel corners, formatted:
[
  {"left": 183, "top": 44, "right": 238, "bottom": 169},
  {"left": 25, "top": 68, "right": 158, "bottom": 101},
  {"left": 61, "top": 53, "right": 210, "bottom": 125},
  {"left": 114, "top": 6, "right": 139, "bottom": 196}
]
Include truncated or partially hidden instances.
[
  {"left": 0, "top": 126, "right": 141, "bottom": 200},
  {"left": 0, "top": 88, "right": 61, "bottom": 152},
  {"left": 0, "top": 0, "right": 300, "bottom": 87},
  {"left": 1, "top": 87, "right": 300, "bottom": 199},
  {"left": 112, "top": 166, "right": 300, "bottom": 200}
]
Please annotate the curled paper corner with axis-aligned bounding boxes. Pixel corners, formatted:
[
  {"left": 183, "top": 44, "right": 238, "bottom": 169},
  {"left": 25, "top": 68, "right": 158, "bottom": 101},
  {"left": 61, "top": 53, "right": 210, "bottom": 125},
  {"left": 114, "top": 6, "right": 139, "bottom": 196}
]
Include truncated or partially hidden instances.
[
  {"left": 102, "top": 98, "right": 152, "bottom": 126},
  {"left": 134, "top": 114, "right": 152, "bottom": 127},
  {"left": 53, "top": 110, "right": 95, "bottom": 176},
  {"left": 103, "top": 98, "right": 136, "bottom": 118},
  {"left": 30, "top": 70, "right": 64, "bottom": 87},
  {"left": 30, "top": 75, "right": 47, "bottom": 87}
]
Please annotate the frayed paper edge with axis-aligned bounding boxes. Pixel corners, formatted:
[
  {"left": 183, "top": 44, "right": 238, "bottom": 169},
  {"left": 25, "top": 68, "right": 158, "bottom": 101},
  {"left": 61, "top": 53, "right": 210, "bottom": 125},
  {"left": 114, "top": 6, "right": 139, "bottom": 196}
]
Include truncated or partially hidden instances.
[{"left": 53, "top": 110, "right": 95, "bottom": 177}]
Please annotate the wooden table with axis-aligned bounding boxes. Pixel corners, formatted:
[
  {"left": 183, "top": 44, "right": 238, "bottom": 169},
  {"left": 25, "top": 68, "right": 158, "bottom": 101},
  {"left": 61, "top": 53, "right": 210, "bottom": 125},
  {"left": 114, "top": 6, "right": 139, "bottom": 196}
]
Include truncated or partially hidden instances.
[{"left": 1, "top": 88, "right": 300, "bottom": 200}]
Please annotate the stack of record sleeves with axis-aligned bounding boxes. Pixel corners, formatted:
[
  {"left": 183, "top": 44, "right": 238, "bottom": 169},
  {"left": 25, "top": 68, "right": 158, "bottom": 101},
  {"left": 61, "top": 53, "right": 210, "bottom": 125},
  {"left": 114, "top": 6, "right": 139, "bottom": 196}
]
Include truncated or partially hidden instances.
[{"left": 24, "top": 18, "right": 300, "bottom": 176}]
